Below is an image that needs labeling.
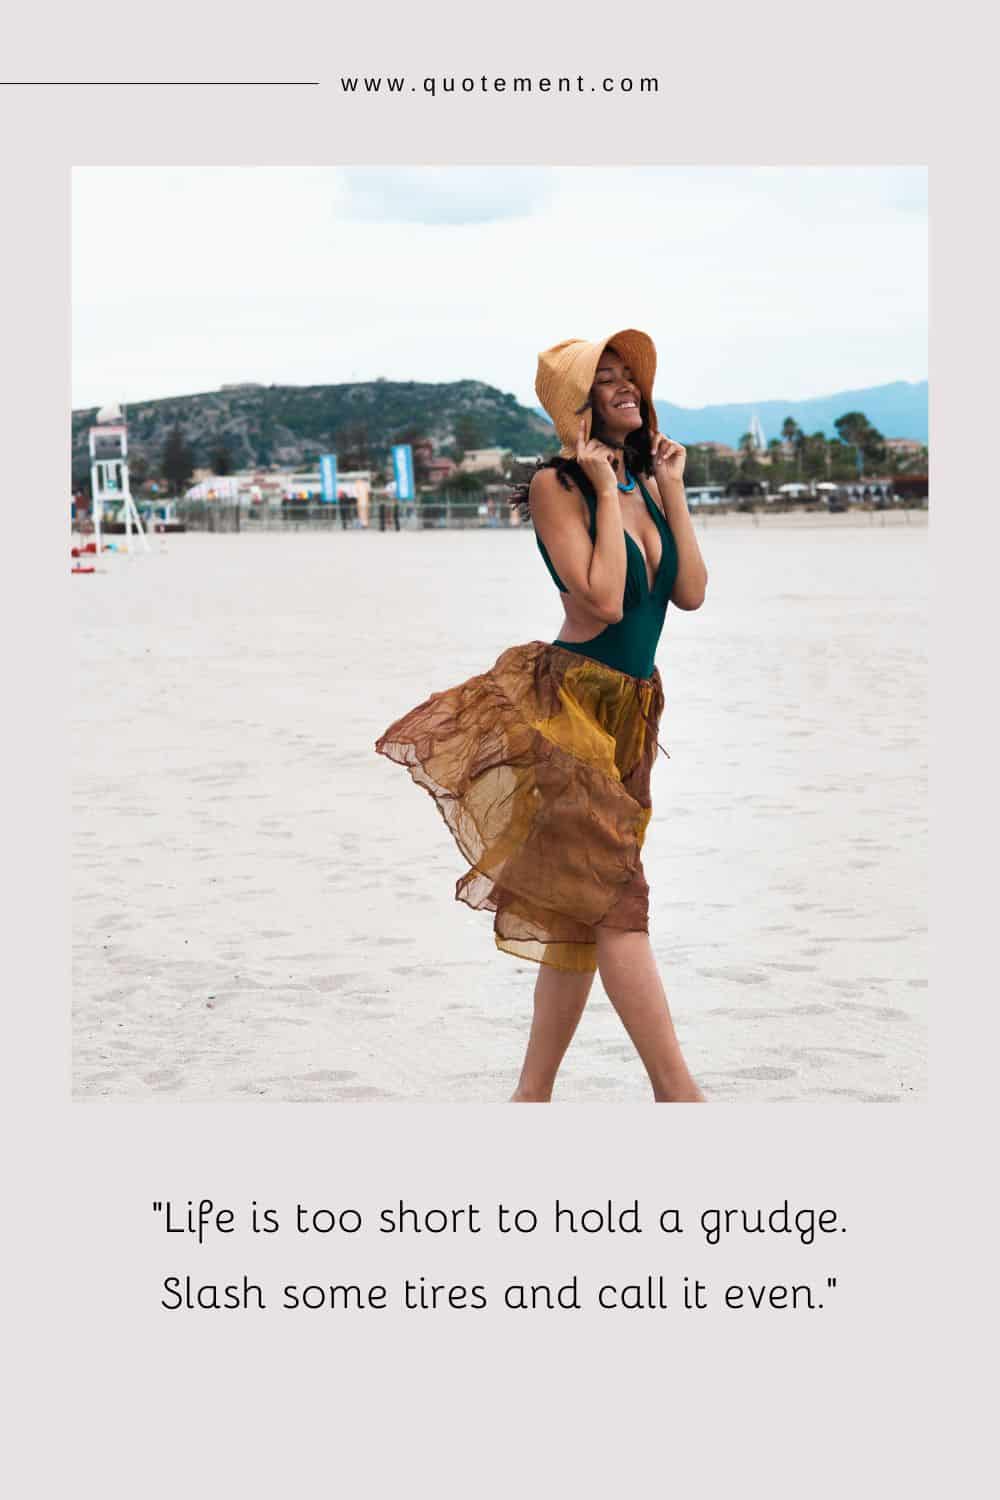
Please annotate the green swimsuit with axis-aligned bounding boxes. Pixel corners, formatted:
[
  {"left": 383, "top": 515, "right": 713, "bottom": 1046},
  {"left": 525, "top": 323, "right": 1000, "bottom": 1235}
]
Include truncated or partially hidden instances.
[{"left": 534, "top": 462, "right": 678, "bottom": 681}]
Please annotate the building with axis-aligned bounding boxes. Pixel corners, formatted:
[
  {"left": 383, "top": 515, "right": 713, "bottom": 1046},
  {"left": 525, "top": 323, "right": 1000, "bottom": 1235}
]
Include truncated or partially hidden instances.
[
  {"left": 183, "top": 467, "right": 373, "bottom": 510},
  {"left": 884, "top": 438, "right": 926, "bottom": 458},
  {"left": 424, "top": 457, "right": 458, "bottom": 484},
  {"left": 184, "top": 475, "right": 242, "bottom": 502},
  {"left": 693, "top": 442, "right": 739, "bottom": 460},
  {"left": 459, "top": 447, "right": 512, "bottom": 474}
]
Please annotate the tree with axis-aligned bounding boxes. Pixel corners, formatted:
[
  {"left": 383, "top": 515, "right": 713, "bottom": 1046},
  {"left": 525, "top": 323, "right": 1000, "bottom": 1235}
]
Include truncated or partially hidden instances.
[
  {"left": 128, "top": 453, "right": 150, "bottom": 492},
  {"left": 210, "top": 440, "right": 234, "bottom": 476},
  {"left": 828, "top": 441, "right": 856, "bottom": 482},
  {"left": 441, "top": 470, "right": 485, "bottom": 500},
  {"left": 337, "top": 421, "right": 371, "bottom": 470},
  {"left": 689, "top": 445, "right": 736, "bottom": 486},
  {"left": 685, "top": 446, "right": 708, "bottom": 485},
  {"left": 802, "top": 432, "right": 829, "bottom": 480},
  {"left": 453, "top": 413, "right": 487, "bottom": 460},
  {"left": 782, "top": 416, "right": 805, "bottom": 477},
  {"left": 834, "top": 411, "right": 886, "bottom": 467},
  {"left": 72, "top": 459, "right": 92, "bottom": 499},
  {"left": 161, "top": 423, "right": 194, "bottom": 496},
  {"left": 834, "top": 411, "right": 871, "bottom": 447},
  {"left": 738, "top": 432, "right": 761, "bottom": 475}
]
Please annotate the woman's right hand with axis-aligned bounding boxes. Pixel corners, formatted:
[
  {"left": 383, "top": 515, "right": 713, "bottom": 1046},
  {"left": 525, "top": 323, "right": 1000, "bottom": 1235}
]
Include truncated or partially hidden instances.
[{"left": 575, "top": 415, "right": 619, "bottom": 495}]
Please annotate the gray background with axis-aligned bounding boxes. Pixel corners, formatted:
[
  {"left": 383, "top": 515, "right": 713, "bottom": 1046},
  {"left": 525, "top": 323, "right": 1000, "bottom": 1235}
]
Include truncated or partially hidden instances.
[{"left": 2, "top": 1, "right": 983, "bottom": 1494}]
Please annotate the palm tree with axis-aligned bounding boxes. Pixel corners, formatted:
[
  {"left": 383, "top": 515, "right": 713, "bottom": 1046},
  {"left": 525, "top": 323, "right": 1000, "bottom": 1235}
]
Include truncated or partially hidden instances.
[
  {"left": 738, "top": 432, "right": 760, "bottom": 475},
  {"left": 782, "top": 417, "right": 804, "bottom": 478}
]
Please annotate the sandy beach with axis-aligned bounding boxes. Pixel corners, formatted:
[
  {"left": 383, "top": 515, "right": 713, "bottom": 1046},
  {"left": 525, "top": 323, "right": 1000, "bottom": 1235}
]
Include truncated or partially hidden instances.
[{"left": 72, "top": 513, "right": 927, "bottom": 1103}]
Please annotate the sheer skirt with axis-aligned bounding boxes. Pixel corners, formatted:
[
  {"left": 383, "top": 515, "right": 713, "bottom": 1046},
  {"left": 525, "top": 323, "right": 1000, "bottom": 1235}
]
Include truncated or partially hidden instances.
[{"left": 374, "top": 639, "right": 667, "bottom": 973}]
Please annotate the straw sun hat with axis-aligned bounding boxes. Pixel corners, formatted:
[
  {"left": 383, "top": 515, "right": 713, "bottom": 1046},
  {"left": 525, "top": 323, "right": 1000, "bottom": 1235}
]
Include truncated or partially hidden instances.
[{"left": 535, "top": 328, "right": 659, "bottom": 458}]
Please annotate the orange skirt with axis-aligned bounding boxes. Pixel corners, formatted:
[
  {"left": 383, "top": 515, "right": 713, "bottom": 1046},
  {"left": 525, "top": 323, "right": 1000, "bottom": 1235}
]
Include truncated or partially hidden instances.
[{"left": 374, "top": 640, "right": 668, "bottom": 974}]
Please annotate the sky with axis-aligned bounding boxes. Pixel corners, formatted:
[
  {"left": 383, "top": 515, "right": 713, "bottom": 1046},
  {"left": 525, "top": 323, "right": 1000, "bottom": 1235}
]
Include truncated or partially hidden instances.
[{"left": 72, "top": 165, "right": 927, "bottom": 412}]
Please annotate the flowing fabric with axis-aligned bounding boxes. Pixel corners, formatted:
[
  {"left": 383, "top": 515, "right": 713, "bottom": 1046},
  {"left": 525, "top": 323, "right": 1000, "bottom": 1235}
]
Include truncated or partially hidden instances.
[{"left": 374, "top": 640, "right": 667, "bottom": 974}]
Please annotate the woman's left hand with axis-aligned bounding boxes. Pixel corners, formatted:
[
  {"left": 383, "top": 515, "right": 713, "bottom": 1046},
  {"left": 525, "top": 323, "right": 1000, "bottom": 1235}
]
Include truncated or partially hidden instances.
[{"left": 651, "top": 432, "right": 686, "bottom": 483}]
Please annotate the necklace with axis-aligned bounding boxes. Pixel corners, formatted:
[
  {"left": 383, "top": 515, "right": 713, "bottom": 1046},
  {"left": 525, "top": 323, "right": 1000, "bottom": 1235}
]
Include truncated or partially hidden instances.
[{"left": 617, "top": 467, "right": 636, "bottom": 493}]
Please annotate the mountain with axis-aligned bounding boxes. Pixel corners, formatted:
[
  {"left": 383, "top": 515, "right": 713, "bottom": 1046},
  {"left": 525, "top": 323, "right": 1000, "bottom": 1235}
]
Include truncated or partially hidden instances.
[
  {"left": 70, "top": 379, "right": 555, "bottom": 475},
  {"left": 70, "top": 376, "right": 928, "bottom": 479},
  {"left": 535, "top": 380, "right": 928, "bottom": 446}
]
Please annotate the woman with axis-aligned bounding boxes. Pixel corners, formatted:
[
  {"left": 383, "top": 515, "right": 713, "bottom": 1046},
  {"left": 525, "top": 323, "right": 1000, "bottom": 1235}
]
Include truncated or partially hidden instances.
[{"left": 375, "top": 329, "right": 708, "bottom": 1102}]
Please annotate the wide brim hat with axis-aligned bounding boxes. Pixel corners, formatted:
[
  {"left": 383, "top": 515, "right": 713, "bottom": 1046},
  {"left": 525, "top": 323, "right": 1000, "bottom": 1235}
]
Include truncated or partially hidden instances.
[{"left": 535, "top": 328, "right": 659, "bottom": 458}]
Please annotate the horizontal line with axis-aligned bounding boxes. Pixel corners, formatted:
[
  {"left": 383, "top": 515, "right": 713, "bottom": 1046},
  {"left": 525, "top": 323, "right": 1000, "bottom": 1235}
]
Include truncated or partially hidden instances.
[{"left": 0, "top": 80, "right": 320, "bottom": 86}]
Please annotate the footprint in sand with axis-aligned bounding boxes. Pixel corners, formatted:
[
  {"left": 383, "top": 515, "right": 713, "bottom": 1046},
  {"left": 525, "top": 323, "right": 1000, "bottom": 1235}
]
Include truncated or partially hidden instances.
[
  {"left": 839, "top": 1001, "right": 907, "bottom": 1020},
  {"left": 724, "top": 1065, "right": 797, "bottom": 1082},
  {"left": 328, "top": 1085, "right": 399, "bottom": 1101},
  {"left": 816, "top": 1088, "right": 903, "bottom": 1103},
  {"left": 696, "top": 965, "right": 772, "bottom": 985},
  {"left": 141, "top": 1069, "right": 183, "bottom": 1091}
]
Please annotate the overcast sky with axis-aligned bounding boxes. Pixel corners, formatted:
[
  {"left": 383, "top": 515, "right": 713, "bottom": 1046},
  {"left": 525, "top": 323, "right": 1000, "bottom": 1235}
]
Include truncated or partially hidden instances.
[{"left": 72, "top": 166, "right": 927, "bottom": 412}]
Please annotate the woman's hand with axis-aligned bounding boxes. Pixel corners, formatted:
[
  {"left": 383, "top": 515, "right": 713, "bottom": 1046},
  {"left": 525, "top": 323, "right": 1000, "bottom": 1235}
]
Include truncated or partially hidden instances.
[
  {"left": 651, "top": 432, "right": 687, "bottom": 485},
  {"left": 575, "top": 415, "right": 619, "bottom": 495}
]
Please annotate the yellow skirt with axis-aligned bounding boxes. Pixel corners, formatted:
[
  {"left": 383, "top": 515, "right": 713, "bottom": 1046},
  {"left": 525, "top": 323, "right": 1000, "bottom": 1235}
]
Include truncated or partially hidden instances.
[{"left": 374, "top": 640, "right": 668, "bottom": 974}]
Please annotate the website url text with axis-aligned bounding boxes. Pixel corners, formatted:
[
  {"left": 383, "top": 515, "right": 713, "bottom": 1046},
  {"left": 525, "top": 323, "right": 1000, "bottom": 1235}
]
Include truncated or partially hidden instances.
[{"left": 339, "top": 74, "right": 660, "bottom": 97}]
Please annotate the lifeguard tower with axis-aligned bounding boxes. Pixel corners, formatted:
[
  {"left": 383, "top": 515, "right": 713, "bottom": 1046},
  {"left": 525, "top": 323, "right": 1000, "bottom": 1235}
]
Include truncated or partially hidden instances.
[{"left": 88, "top": 403, "right": 149, "bottom": 555}]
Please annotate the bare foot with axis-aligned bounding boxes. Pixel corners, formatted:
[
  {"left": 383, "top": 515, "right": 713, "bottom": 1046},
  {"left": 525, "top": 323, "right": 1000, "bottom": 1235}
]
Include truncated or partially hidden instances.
[{"left": 510, "top": 1088, "right": 552, "bottom": 1102}]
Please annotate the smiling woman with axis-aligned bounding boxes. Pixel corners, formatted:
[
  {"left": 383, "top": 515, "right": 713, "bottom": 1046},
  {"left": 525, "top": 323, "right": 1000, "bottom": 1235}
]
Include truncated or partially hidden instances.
[
  {"left": 527, "top": 342, "right": 683, "bottom": 682},
  {"left": 375, "top": 327, "right": 709, "bottom": 1104}
]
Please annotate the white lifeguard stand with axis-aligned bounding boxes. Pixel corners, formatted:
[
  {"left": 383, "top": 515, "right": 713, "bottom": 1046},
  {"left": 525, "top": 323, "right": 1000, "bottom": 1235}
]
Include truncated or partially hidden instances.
[{"left": 88, "top": 402, "right": 149, "bottom": 555}]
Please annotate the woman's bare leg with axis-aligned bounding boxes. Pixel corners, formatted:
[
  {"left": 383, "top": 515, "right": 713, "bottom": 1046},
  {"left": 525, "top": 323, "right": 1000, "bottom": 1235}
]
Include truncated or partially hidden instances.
[
  {"left": 595, "top": 928, "right": 705, "bottom": 1101},
  {"left": 511, "top": 963, "right": 597, "bottom": 1101}
]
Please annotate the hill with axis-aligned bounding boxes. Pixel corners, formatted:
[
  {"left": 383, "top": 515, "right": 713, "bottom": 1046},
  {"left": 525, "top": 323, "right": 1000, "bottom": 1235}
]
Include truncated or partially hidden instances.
[
  {"left": 70, "top": 379, "right": 556, "bottom": 476},
  {"left": 71, "top": 375, "right": 928, "bottom": 480}
]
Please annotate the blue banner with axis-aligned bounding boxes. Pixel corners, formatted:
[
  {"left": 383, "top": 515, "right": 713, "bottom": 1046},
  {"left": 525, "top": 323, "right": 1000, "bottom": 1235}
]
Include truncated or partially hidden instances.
[
  {"left": 320, "top": 453, "right": 338, "bottom": 503},
  {"left": 392, "top": 443, "right": 415, "bottom": 501}
]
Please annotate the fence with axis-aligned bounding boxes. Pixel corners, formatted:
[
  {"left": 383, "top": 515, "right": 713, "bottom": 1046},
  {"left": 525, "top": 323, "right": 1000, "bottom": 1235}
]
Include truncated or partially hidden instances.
[
  {"left": 162, "top": 494, "right": 928, "bottom": 535},
  {"left": 170, "top": 497, "right": 523, "bottom": 533}
]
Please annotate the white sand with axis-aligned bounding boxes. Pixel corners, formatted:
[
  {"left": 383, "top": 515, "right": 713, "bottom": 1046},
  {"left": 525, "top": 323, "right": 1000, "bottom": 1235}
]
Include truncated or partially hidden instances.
[{"left": 72, "top": 512, "right": 927, "bottom": 1102}]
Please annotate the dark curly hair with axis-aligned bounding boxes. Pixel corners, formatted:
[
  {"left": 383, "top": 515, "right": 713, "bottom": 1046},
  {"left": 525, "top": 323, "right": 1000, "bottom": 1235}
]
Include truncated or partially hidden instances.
[{"left": 508, "top": 392, "right": 656, "bottom": 522}]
